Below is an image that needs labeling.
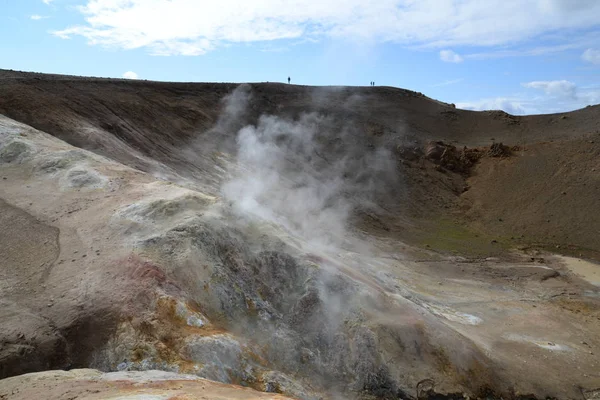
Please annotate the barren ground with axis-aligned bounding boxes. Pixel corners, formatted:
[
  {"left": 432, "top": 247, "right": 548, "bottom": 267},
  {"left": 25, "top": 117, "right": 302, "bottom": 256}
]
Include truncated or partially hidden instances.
[{"left": 0, "top": 69, "right": 599, "bottom": 399}]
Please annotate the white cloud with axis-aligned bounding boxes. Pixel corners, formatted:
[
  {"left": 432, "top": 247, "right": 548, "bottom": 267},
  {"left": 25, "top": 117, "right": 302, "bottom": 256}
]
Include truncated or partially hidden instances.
[
  {"left": 431, "top": 78, "right": 463, "bottom": 87},
  {"left": 42, "top": 0, "right": 53, "bottom": 4},
  {"left": 457, "top": 98, "right": 527, "bottom": 115},
  {"left": 30, "top": 15, "right": 48, "bottom": 20},
  {"left": 582, "top": 48, "right": 600, "bottom": 65},
  {"left": 579, "top": 87, "right": 600, "bottom": 105},
  {"left": 522, "top": 80, "right": 577, "bottom": 98},
  {"left": 463, "top": 30, "right": 600, "bottom": 60},
  {"left": 260, "top": 44, "right": 289, "bottom": 53},
  {"left": 122, "top": 71, "right": 139, "bottom": 79},
  {"left": 458, "top": 81, "right": 600, "bottom": 115},
  {"left": 468, "top": 43, "right": 583, "bottom": 60},
  {"left": 439, "top": 50, "right": 463, "bottom": 63},
  {"left": 51, "top": 0, "right": 600, "bottom": 56}
]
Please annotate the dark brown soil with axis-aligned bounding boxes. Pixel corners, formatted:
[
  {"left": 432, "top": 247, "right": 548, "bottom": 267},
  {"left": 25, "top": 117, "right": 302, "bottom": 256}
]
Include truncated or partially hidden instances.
[{"left": 0, "top": 68, "right": 599, "bottom": 260}]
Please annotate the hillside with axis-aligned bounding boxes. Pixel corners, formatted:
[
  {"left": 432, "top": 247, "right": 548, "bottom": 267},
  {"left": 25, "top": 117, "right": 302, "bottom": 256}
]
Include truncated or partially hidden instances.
[
  {"left": 1, "top": 69, "right": 599, "bottom": 257},
  {"left": 0, "top": 69, "right": 599, "bottom": 399}
]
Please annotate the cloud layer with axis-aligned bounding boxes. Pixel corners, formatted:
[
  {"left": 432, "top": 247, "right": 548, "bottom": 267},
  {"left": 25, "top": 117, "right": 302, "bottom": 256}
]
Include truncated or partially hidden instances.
[
  {"left": 459, "top": 80, "right": 600, "bottom": 115},
  {"left": 522, "top": 80, "right": 577, "bottom": 98},
  {"left": 122, "top": 71, "right": 139, "bottom": 79},
  {"left": 582, "top": 48, "right": 600, "bottom": 65},
  {"left": 439, "top": 50, "right": 463, "bottom": 63},
  {"left": 52, "top": 0, "right": 600, "bottom": 56},
  {"left": 457, "top": 98, "right": 526, "bottom": 115}
]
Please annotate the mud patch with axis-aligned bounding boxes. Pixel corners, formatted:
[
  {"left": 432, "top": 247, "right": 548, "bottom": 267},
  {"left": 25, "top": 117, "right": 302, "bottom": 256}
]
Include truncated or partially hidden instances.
[
  {"left": 0, "top": 199, "right": 59, "bottom": 290},
  {"left": 61, "top": 167, "right": 107, "bottom": 189},
  {"left": 109, "top": 395, "right": 169, "bottom": 400},
  {"left": 557, "top": 256, "right": 600, "bottom": 286},
  {"left": 117, "top": 193, "right": 215, "bottom": 224},
  {"left": 421, "top": 303, "right": 483, "bottom": 326},
  {"left": 504, "top": 334, "right": 570, "bottom": 351},
  {"left": 34, "top": 150, "right": 87, "bottom": 175},
  {"left": 0, "top": 139, "right": 34, "bottom": 164}
]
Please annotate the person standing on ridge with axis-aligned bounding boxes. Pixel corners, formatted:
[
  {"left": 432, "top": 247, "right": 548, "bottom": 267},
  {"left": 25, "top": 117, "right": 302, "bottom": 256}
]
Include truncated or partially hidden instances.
[{"left": 288, "top": 76, "right": 291, "bottom": 84}]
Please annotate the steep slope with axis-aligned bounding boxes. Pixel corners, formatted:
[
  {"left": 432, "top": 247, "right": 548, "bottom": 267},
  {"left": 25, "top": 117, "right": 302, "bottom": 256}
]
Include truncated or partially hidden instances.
[
  {"left": 461, "top": 138, "right": 600, "bottom": 258},
  {"left": 1, "top": 70, "right": 600, "bottom": 399},
  {"left": 1, "top": 69, "right": 599, "bottom": 256}
]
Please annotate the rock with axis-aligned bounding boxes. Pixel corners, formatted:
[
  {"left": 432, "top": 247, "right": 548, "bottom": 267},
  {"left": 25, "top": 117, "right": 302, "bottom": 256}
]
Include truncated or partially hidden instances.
[
  {"left": 61, "top": 167, "right": 107, "bottom": 189},
  {"left": 0, "top": 369, "right": 294, "bottom": 399},
  {"left": 34, "top": 150, "right": 86, "bottom": 175},
  {"left": 182, "top": 334, "right": 244, "bottom": 383},
  {"left": 488, "top": 142, "right": 511, "bottom": 157},
  {"left": 395, "top": 143, "right": 422, "bottom": 161},
  {"left": 425, "top": 141, "right": 448, "bottom": 161},
  {"left": 425, "top": 141, "right": 482, "bottom": 172},
  {"left": 260, "top": 371, "right": 315, "bottom": 400},
  {"left": 0, "top": 140, "right": 34, "bottom": 164}
]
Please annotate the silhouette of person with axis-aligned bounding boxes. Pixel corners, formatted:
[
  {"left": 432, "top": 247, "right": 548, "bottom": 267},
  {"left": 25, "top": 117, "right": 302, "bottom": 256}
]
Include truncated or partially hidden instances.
[{"left": 288, "top": 76, "right": 291, "bottom": 84}]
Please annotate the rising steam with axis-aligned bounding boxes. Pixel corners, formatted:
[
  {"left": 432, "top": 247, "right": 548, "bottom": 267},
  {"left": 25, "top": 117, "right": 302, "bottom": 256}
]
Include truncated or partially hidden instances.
[{"left": 218, "top": 85, "right": 397, "bottom": 251}]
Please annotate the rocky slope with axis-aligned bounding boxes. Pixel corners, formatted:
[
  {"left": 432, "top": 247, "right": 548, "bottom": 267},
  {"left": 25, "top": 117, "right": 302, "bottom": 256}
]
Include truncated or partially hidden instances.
[
  {"left": 0, "top": 369, "right": 294, "bottom": 399},
  {"left": 1, "top": 69, "right": 599, "bottom": 257},
  {"left": 1, "top": 70, "right": 600, "bottom": 399}
]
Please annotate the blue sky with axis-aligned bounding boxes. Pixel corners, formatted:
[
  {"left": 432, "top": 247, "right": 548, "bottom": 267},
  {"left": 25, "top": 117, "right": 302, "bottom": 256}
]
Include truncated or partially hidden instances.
[{"left": 1, "top": 0, "right": 600, "bottom": 115}]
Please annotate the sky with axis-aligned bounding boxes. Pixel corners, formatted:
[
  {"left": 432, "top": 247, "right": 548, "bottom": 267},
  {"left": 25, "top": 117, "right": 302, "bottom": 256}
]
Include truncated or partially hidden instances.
[{"left": 1, "top": 0, "right": 600, "bottom": 115}]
